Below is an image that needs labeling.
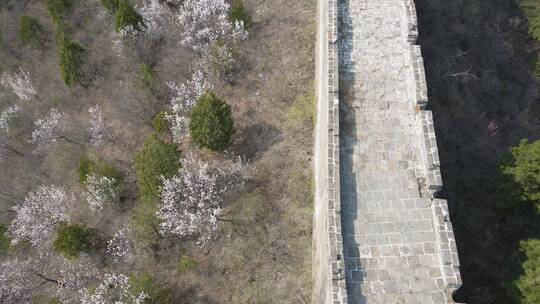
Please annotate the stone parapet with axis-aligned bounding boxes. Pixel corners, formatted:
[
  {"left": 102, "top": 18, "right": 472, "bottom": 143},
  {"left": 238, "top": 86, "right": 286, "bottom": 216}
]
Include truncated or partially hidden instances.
[
  {"left": 432, "top": 199, "right": 463, "bottom": 300},
  {"left": 403, "top": 0, "right": 418, "bottom": 43},
  {"left": 314, "top": 0, "right": 463, "bottom": 302},
  {"left": 313, "top": 0, "right": 347, "bottom": 303},
  {"left": 420, "top": 110, "right": 443, "bottom": 194},
  {"left": 410, "top": 46, "right": 429, "bottom": 108},
  {"left": 404, "top": 0, "right": 463, "bottom": 302}
]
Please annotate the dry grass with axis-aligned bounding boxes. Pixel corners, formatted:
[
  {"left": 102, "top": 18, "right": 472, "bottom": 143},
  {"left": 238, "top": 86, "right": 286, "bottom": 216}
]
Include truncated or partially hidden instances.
[{"left": 0, "top": 0, "right": 316, "bottom": 302}]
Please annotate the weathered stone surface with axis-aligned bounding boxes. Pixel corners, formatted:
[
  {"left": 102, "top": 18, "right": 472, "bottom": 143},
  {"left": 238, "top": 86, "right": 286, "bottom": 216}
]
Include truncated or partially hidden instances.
[
  {"left": 313, "top": 0, "right": 348, "bottom": 303},
  {"left": 337, "top": 0, "right": 462, "bottom": 303},
  {"left": 313, "top": 0, "right": 462, "bottom": 303}
]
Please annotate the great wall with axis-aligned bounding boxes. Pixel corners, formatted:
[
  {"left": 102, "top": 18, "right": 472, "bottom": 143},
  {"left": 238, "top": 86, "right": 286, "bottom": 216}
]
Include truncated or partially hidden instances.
[{"left": 313, "top": 0, "right": 463, "bottom": 303}]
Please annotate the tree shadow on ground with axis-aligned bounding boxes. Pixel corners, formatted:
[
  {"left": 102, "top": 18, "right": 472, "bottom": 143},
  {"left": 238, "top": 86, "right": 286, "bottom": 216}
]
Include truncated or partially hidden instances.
[{"left": 232, "top": 122, "right": 283, "bottom": 161}]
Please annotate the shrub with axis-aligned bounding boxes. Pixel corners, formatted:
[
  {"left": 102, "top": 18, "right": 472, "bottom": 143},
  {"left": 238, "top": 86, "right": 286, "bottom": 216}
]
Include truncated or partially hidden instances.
[
  {"left": 515, "top": 239, "right": 540, "bottom": 303},
  {"left": 78, "top": 156, "right": 122, "bottom": 186},
  {"left": 0, "top": 224, "right": 10, "bottom": 253},
  {"left": 189, "top": 91, "right": 234, "bottom": 151},
  {"left": 129, "top": 273, "right": 173, "bottom": 304},
  {"left": 138, "top": 64, "right": 156, "bottom": 91},
  {"left": 101, "top": 0, "right": 119, "bottom": 13},
  {"left": 131, "top": 201, "right": 160, "bottom": 247},
  {"left": 229, "top": 0, "right": 251, "bottom": 29},
  {"left": 97, "top": 163, "right": 123, "bottom": 185},
  {"left": 53, "top": 222, "right": 97, "bottom": 259},
  {"left": 153, "top": 111, "right": 167, "bottom": 134},
  {"left": 134, "top": 134, "right": 181, "bottom": 203},
  {"left": 523, "top": 0, "right": 540, "bottom": 40},
  {"left": 114, "top": 0, "right": 145, "bottom": 33},
  {"left": 133, "top": 134, "right": 180, "bottom": 246},
  {"left": 31, "top": 295, "right": 62, "bottom": 304},
  {"left": 45, "top": 0, "right": 73, "bottom": 24},
  {"left": 177, "top": 254, "right": 198, "bottom": 274},
  {"left": 58, "top": 36, "right": 84, "bottom": 86},
  {"left": 78, "top": 156, "right": 95, "bottom": 184},
  {"left": 501, "top": 139, "right": 540, "bottom": 211},
  {"left": 534, "top": 57, "right": 540, "bottom": 80},
  {"left": 19, "top": 16, "right": 43, "bottom": 47}
]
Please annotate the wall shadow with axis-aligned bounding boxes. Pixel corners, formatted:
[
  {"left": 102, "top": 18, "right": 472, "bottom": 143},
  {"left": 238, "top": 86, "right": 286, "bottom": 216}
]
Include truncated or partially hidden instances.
[
  {"left": 415, "top": 0, "right": 540, "bottom": 303},
  {"left": 338, "top": 0, "right": 367, "bottom": 302}
]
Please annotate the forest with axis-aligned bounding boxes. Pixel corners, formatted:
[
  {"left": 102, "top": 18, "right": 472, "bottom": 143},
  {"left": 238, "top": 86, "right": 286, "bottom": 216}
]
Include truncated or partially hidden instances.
[{"left": 0, "top": 0, "right": 316, "bottom": 303}]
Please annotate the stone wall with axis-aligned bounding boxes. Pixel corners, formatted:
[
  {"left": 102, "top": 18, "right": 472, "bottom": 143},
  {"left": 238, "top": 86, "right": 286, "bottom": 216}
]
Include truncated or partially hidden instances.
[
  {"left": 404, "top": 0, "right": 463, "bottom": 300},
  {"left": 313, "top": 0, "right": 462, "bottom": 302},
  {"left": 313, "top": 0, "right": 347, "bottom": 302}
]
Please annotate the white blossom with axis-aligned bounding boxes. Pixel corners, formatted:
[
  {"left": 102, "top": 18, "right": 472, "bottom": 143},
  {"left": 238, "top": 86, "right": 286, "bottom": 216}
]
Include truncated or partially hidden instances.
[
  {"left": 177, "top": 0, "right": 247, "bottom": 52},
  {"left": 165, "top": 113, "right": 190, "bottom": 143},
  {"left": 157, "top": 154, "right": 245, "bottom": 245},
  {"left": 0, "top": 105, "right": 20, "bottom": 161},
  {"left": 8, "top": 185, "right": 70, "bottom": 249},
  {"left": 231, "top": 20, "right": 249, "bottom": 41},
  {"left": 84, "top": 173, "right": 118, "bottom": 211},
  {"left": 88, "top": 105, "right": 109, "bottom": 147},
  {"left": 55, "top": 254, "right": 101, "bottom": 296},
  {"left": 106, "top": 227, "right": 134, "bottom": 263},
  {"left": 167, "top": 69, "right": 211, "bottom": 112},
  {"left": 0, "top": 132, "right": 8, "bottom": 161},
  {"left": 0, "top": 67, "right": 37, "bottom": 102},
  {"left": 165, "top": 69, "right": 212, "bottom": 142},
  {"left": 0, "top": 105, "right": 19, "bottom": 132},
  {"left": 139, "top": 0, "right": 170, "bottom": 39},
  {"left": 29, "top": 108, "right": 65, "bottom": 153},
  {"left": 0, "top": 259, "right": 32, "bottom": 304},
  {"left": 80, "top": 273, "right": 147, "bottom": 304}
]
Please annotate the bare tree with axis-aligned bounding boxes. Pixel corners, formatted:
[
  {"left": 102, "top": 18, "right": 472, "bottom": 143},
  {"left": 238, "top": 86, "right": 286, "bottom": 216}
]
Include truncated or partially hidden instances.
[
  {"left": 0, "top": 254, "right": 100, "bottom": 304},
  {"left": 88, "top": 105, "right": 112, "bottom": 147},
  {"left": 0, "top": 258, "right": 32, "bottom": 304},
  {"left": 29, "top": 108, "right": 81, "bottom": 154},
  {"left": 80, "top": 273, "right": 147, "bottom": 304},
  {"left": 0, "top": 105, "right": 24, "bottom": 159}
]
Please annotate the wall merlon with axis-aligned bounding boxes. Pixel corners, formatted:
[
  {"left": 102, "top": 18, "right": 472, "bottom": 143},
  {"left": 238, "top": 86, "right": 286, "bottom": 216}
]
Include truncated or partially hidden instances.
[
  {"left": 432, "top": 199, "right": 462, "bottom": 301},
  {"left": 410, "top": 46, "right": 429, "bottom": 108},
  {"left": 404, "top": 0, "right": 419, "bottom": 43},
  {"left": 420, "top": 110, "right": 444, "bottom": 194}
]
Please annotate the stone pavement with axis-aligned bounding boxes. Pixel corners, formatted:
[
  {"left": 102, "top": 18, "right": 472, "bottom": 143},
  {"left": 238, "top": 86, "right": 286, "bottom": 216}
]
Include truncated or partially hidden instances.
[{"left": 338, "top": 0, "right": 460, "bottom": 303}]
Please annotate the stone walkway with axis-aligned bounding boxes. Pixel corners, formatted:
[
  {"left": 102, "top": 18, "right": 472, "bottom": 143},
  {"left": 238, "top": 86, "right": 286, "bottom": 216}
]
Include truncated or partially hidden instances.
[{"left": 338, "top": 0, "right": 451, "bottom": 303}]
